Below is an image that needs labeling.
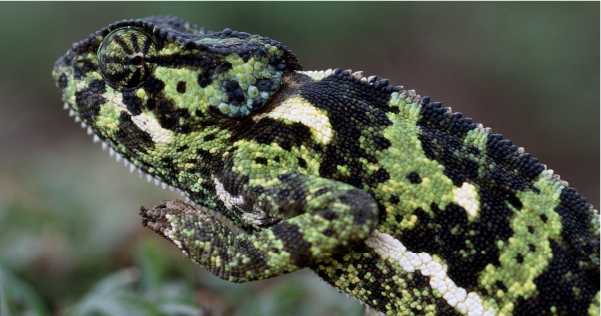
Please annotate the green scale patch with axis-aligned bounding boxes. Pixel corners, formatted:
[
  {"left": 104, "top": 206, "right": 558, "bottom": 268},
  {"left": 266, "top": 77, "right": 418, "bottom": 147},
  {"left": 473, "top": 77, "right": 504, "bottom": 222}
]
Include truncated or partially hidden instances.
[{"left": 53, "top": 16, "right": 599, "bottom": 316}]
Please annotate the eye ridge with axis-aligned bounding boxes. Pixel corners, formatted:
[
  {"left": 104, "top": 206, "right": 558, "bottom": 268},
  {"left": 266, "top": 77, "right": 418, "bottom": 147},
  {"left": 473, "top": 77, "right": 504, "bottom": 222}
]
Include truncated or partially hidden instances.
[{"left": 98, "top": 28, "right": 158, "bottom": 90}]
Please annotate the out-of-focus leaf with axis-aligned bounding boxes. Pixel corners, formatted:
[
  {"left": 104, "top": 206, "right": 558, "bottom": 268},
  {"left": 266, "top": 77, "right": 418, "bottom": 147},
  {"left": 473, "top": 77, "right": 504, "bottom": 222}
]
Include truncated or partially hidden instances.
[
  {"left": 63, "top": 244, "right": 202, "bottom": 316},
  {"left": 63, "top": 268, "right": 148, "bottom": 316},
  {"left": 0, "top": 265, "right": 50, "bottom": 316}
]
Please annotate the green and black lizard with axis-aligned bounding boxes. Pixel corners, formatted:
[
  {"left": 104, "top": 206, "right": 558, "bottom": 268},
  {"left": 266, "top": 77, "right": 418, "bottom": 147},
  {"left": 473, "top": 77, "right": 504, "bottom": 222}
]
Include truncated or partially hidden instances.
[{"left": 52, "top": 16, "right": 599, "bottom": 315}]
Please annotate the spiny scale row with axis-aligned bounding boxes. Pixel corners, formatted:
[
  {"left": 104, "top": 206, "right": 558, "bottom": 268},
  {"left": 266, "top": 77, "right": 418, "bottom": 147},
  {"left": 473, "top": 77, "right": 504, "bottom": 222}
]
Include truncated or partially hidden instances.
[
  {"left": 305, "top": 68, "right": 404, "bottom": 94},
  {"left": 418, "top": 97, "right": 564, "bottom": 185}
]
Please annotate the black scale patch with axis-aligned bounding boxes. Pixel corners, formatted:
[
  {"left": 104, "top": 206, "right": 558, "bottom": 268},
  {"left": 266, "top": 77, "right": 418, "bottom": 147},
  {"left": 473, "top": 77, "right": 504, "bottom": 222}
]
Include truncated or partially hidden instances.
[
  {"left": 406, "top": 171, "right": 422, "bottom": 184},
  {"left": 297, "top": 157, "right": 307, "bottom": 168},
  {"left": 514, "top": 239, "right": 599, "bottom": 315},
  {"left": 271, "top": 223, "right": 312, "bottom": 266},
  {"left": 299, "top": 69, "right": 395, "bottom": 189},
  {"left": 316, "top": 253, "right": 398, "bottom": 311},
  {"left": 366, "top": 168, "right": 390, "bottom": 187},
  {"left": 312, "top": 252, "right": 462, "bottom": 316},
  {"left": 410, "top": 98, "right": 562, "bottom": 290},
  {"left": 75, "top": 79, "right": 107, "bottom": 123},
  {"left": 230, "top": 117, "right": 314, "bottom": 152},
  {"left": 255, "top": 157, "right": 268, "bottom": 165},
  {"left": 57, "top": 73, "right": 69, "bottom": 93},
  {"left": 401, "top": 202, "right": 511, "bottom": 291},
  {"left": 140, "top": 76, "right": 192, "bottom": 133},
  {"left": 223, "top": 80, "right": 252, "bottom": 109},
  {"left": 511, "top": 187, "right": 599, "bottom": 315},
  {"left": 417, "top": 98, "right": 543, "bottom": 185},
  {"left": 72, "top": 57, "right": 99, "bottom": 80},
  {"left": 554, "top": 188, "right": 598, "bottom": 255},
  {"left": 233, "top": 238, "right": 269, "bottom": 276},
  {"left": 121, "top": 90, "right": 143, "bottom": 115},
  {"left": 116, "top": 111, "right": 154, "bottom": 153},
  {"left": 176, "top": 81, "right": 186, "bottom": 93}
]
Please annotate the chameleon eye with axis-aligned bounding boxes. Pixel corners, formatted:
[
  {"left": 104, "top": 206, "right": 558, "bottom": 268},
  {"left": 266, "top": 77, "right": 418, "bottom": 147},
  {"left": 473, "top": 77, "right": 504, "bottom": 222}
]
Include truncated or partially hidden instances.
[{"left": 98, "top": 28, "right": 157, "bottom": 90}]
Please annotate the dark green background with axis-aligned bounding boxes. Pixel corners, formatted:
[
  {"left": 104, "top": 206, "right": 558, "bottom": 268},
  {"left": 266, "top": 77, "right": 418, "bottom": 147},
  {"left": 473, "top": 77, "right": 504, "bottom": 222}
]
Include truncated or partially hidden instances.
[{"left": 0, "top": 2, "right": 598, "bottom": 315}]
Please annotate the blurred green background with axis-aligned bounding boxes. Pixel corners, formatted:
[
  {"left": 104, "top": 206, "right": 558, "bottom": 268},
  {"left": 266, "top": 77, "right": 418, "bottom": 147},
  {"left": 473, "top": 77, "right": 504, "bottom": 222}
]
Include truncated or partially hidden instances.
[{"left": 0, "top": 2, "right": 598, "bottom": 315}]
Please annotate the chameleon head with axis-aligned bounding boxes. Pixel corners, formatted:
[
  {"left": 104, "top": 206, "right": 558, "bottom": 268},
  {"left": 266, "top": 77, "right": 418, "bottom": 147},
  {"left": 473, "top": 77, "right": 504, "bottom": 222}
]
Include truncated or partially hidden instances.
[{"left": 52, "top": 16, "right": 301, "bottom": 191}]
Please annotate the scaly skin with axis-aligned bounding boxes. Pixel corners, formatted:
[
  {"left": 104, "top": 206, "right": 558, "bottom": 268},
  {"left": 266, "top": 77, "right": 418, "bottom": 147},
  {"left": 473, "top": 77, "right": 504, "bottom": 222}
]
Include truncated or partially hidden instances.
[{"left": 53, "top": 16, "right": 599, "bottom": 315}]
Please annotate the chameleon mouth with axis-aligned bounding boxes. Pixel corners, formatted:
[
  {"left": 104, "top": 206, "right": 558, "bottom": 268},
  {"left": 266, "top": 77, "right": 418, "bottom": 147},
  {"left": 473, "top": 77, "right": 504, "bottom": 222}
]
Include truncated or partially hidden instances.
[
  {"left": 63, "top": 100, "right": 239, "bottom": 231},
  {"left": 64, "top": 100, "right": 191, "bottom": 197},
  {"left": 60, "top": 74, "right": 206, "bottom": 208}
]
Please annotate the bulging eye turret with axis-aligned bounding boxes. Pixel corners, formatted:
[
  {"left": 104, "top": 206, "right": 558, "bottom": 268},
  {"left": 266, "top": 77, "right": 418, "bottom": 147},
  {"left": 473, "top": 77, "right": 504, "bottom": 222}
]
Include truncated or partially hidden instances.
[{"left": 97, "top": 28, "right": 158, "bottom": 90}]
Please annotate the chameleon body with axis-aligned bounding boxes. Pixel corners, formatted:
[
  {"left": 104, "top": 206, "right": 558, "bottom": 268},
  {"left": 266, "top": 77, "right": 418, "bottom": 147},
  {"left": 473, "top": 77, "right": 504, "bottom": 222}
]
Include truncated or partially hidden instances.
[{"left": 53, "top": 16, "right": 599, "bottom": 315}]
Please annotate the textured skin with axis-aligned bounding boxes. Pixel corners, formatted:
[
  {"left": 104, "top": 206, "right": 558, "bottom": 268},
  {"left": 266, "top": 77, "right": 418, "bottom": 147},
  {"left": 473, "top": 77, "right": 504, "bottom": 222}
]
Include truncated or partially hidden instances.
[{"left": 53, "top": 16, "right": 600, "bottom": 316}]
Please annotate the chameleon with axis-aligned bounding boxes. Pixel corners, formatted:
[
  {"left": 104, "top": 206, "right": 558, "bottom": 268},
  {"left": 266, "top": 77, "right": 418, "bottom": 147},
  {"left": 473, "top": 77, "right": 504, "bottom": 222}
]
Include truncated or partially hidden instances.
[{"left": 52, "top": 16, "right": 599, "bottom": 316}]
